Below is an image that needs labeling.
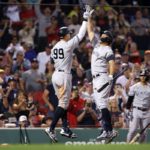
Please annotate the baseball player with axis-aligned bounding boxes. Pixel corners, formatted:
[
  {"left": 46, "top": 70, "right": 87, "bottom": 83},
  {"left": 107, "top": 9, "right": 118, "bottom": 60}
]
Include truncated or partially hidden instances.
[
  {"left": 87, "top": 17, "right": 118, "bottom": 142},
  {"left": 126, "top": 69, "right": 150, "bottom": 143},
  {"left": 45, "top": 8, "right": 93, "bottom": 143}
]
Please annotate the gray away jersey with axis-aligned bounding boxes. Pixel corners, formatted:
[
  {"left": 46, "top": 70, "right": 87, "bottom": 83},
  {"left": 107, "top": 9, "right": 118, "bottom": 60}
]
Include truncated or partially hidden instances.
[
  {"left": 128, "top": 82, "right": 150, "bottom": 108},
  {"left": 91, "top": 36, "right": 114, "bottom": 75},
  {"left": 51, "top": 37, "right": 79, "bottom": 72}
]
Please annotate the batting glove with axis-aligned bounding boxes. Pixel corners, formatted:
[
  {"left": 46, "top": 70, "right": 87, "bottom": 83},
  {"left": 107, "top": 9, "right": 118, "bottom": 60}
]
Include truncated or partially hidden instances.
[
  {"left": 83, "top": 11, "right": 90, "bottom": 21},
  {"left": 125, "top": 109, "right": 133, "bottom": 121},
  {"left": 83, "top": 5, "right": 94, "bottom": 21}
]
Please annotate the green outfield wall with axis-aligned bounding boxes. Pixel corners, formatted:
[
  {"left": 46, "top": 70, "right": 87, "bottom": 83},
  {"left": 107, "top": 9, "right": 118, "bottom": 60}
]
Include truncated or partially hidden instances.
[{"left": 0, "top": 128, "right": 150, "bottom": 144}]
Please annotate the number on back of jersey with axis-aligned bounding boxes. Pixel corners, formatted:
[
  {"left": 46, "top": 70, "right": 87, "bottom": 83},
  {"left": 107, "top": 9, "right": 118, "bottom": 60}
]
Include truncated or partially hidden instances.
[{"left": 53, "top": 48, "right": 64, "bottom": 59}]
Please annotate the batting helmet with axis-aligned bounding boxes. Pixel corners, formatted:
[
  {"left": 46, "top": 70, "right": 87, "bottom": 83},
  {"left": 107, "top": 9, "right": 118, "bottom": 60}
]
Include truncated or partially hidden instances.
[
  {"left": 58, "top": 27, "right": 70, "bottom": 38},
  {"left": 140, "top": 68, "right": 149, "bottom": 76},
  {"left": 101, "top": 30, "right": 113, "bottom": 44},
  {"left": 139, "top": 68, "right": 149, "bottom": 81}
]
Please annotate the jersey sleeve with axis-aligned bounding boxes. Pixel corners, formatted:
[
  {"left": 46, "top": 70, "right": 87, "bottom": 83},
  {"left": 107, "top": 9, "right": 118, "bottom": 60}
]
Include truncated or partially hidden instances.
[
  {"left": 128, "top": 85, "right": 135, "bottom": 96},
  {"left": 67, "top": 21, "right": 87, "bottom": 51},
  {"left": 105, "top": 49, "right": 115, "bottom": 62}
]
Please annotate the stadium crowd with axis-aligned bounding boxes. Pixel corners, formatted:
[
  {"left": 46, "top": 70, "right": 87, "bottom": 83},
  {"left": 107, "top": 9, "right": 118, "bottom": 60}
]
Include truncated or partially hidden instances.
[{"left": 0, "top": 0, "right": 150, "bottom": 129}]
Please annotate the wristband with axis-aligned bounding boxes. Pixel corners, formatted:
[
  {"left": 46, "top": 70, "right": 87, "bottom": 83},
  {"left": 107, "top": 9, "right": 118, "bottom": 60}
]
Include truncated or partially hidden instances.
[{"left": 108, "top": 74, "right": 113, "bottom": 79}]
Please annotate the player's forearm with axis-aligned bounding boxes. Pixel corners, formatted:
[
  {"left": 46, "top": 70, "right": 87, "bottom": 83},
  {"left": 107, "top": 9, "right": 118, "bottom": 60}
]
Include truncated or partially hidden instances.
[
  {"left": 87, "top": 18, "right": 94, "bottom": 41},
  {"left": 77, "top": 21, "right": 87, "bottom": 42},
  {"left": 109, "top": 60, "right": 115, "bottom": 76}
]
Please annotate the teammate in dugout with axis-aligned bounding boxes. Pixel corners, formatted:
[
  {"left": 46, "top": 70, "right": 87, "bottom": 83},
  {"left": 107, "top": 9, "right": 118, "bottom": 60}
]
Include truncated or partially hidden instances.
[
  {"left": 87, "top": 16, "right": 118, "bottom": 142},
  {"left": 45, "top": 7, "right": 93, "bottom": 143},
  {"left": 126, "top": 68, "right": 150, "bottom": 143}
]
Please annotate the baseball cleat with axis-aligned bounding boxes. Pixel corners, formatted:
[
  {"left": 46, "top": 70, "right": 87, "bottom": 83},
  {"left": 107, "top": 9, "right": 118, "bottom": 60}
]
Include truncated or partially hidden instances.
[
  {"left": 60, "top": 127, "right": 77, "bottom": 138},
  {"left": 45, "top": 128, "right": 58, "bottom": 143},
  {"left": 96, "top": 130, "right": 118, "bottom": 144}
]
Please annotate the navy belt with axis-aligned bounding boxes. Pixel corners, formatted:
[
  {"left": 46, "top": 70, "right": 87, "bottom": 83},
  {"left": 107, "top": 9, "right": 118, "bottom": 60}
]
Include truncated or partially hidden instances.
[
  {"left": 92, "top": 72, "right": 107, "bottom": 79},
  {"left": 57, "top": 69, "right": 71, "bottom": 74},
  {"left": 58, "top": 69, "right": 64, "bottom": 72},
  {"left": 133, "top": 106, "right": 148, "bottom": 111}
]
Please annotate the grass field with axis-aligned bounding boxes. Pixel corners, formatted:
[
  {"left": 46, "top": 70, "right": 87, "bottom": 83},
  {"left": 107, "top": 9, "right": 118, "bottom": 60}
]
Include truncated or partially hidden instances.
[{"left": 0, "top": 144, "right": 150, "bottom": 150}]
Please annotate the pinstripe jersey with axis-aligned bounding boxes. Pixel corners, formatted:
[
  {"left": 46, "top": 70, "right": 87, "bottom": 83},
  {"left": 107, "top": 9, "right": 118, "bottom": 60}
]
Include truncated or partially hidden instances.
[
  {"left": 91, "top": 36, "right": 114, "bottom": 75},
  {"left": 128, "top": 82, "right": 150, "bottom": 108},
  {"left": 51, "top": 37, "right": 79, "bottom": 73}
]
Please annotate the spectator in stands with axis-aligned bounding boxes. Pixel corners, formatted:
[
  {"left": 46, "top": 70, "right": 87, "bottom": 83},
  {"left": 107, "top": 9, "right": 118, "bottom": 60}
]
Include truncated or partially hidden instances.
[
  {"left": 0, "top": 16, "right": 12, "bottom": 50},
  {"left": 71, "top": 53, "right": 84, "bottom": 86},
  {"left": 37, "top": 44, "right": 52, "bottom": 74},
  {"left": 20, "top": 0, "right": 36, "bottom": 21},
  {"left": 22, "top": 41, "right": 37, "bottom": 62},
  {"left": 0, "top": 51, "right": 9, "bottom": 69},
  {"left": 41, "top": 116, "right": 52, "bottom": 127},
  {"left": 141, "top": 50, "right": 150, "bottom": 71},
  {"left": 0, "top": 69, "right": 5, "bottom": 93},
  {"left": 131, "top": 9, "right": 150, "bottom": 50},
  {"left": 77, "top": 99, "right": 98, "bottom": 128},
  {"left": 68, "top": 5, "right": 80, "bottom": 18},
  {"left": 117, "top": 11, "right": 130, "bottom": 35},
  {"left": 4, "top": 0, "right": 21, "bottom": 23},
  {"left": 5, "top": 36, "right": 24, "bottom": 62},
  {"left": 109, "top": 83, "right": 127, "bottom": 113},
  {"left": 42, "top": 83, "right": 58, "bottom": 119},
  {"left": 44, "top": 61, "right": 54, "bottom": 85},
  {"left": 94, "top": 5, "right": 108, "bottom": 31},
  {"left": 46, "top": 16, "right": 59, "bottom": 44},
  {"left": 74, "top": 41, "right": 92, "bottom": 82},
  {"left": 0, "top": 95, "right": 9, "bottom": 115},
  {"left": 20, "top": 58, "right": 46, "bottom": 93},
  {"left": 67, "top": 86, "right": 85, "bottom": 128},
  {"left": 68, "top": 15, "right": 80, "bottom": 37},
  {"left": 131, "top": 9, "right": 150, "bottom": 36},
  {"left": 12, "top": 90, "right": 29, "bottom": 121},
  {"left": 18, "top": 20, "right": 36, "bottom": 46},
  {"left": 107, "top": 8, "right": 118, "bottom": 31},
  {"left": 80, "top": 82, "right": 94, "bottom": 102},
  {"left": 125, "top": 38, "right": 141, "bottom": 64},
  {"left": 28, "top": 93, "right": 45, "bottom": 127},
  {"left": 3, "top": 65, "right": 13, "bottom": 84},
  {"left": 116, "top": 64, "right": 133, "bottom": 95},
  {"left": 5, "top": 77, "right": 18, "bottom": 109},
  {"left": 121, "top": 51, "right": 134, "bottom": 68},
  {"left": 34, "top": 0, "right": 52, "bottom": 52},
  {"left": 12, "top": 51, "right": 31, "bottom": 74}
]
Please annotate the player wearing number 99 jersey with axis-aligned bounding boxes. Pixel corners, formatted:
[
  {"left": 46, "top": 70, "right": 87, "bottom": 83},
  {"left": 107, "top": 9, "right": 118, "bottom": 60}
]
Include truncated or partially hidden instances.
[{"left": 44, "top": 8, "right": 93, "bottom": 142}]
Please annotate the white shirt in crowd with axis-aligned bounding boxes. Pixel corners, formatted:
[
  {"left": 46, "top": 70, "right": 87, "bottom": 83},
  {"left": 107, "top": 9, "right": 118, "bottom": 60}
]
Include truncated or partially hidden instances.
[
  {"left": 6, "top": 43, "right": 24, "bottom": 60},
  {"left": 5, "top": 5, "right": 20, "bottom": 22},
  {"left": 37, "top": 51, "right": 51, "bottom": 73}
]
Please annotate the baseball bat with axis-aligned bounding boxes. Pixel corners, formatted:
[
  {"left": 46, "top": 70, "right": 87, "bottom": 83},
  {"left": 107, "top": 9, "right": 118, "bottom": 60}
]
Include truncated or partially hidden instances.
[
  {"left": 97, "top": 67, "right": 128, "bottom": 93},
  {"left": 129, "top": 122, "right": 150, "bottom": 144},
  {"left": 79, "top": 0, "right": 97, "bottom": 11}
]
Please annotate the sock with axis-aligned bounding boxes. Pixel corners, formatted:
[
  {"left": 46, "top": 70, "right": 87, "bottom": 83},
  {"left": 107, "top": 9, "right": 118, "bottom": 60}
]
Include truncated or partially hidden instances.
[
  {"left": 50, "top": 106, "right": 65, "bottom": 131},
  {"left": 101, "top": 108, "right": 112, "bottom": 132},
  {"left": 61, "top": 109, "right": 68, "bottom": 128}
]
